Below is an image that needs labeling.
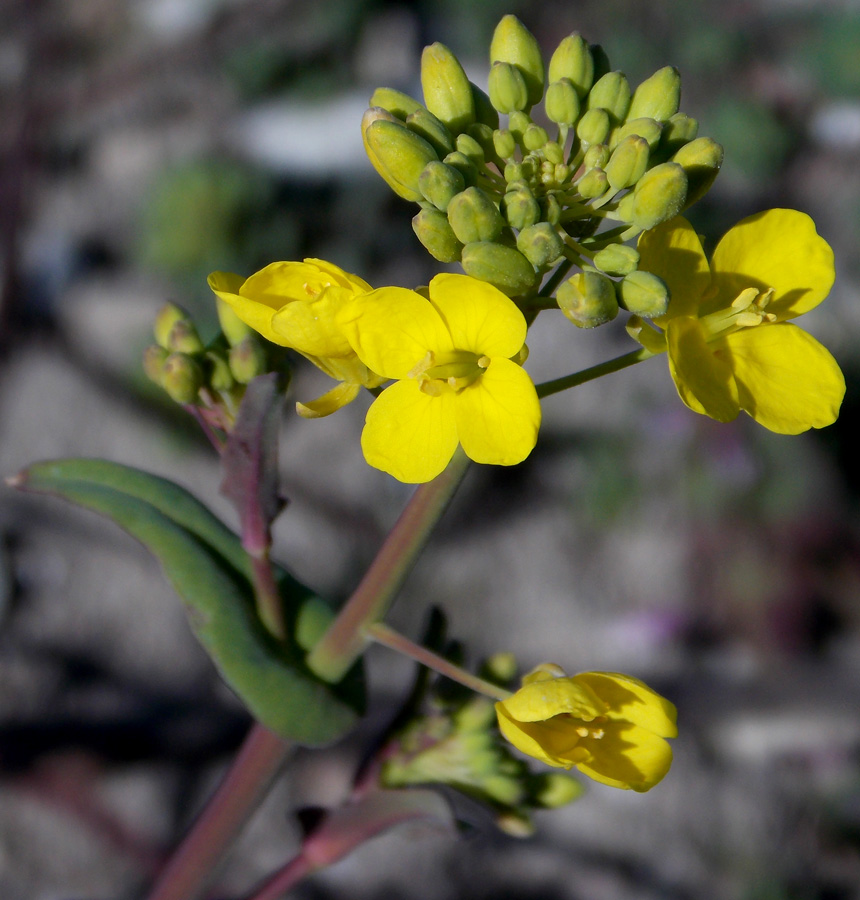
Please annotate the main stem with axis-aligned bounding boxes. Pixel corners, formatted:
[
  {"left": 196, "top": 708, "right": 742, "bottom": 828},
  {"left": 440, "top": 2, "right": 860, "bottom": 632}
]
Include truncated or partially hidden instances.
[
  {"left": 306, "top": 448, "right": 471, "bottom": 683},
  {"left": 536, "top": 346, "right": 655, "bottom": 399}
]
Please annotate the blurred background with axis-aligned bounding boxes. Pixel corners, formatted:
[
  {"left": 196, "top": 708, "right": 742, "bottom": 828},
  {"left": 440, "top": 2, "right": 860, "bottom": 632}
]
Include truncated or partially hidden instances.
[{"left": 1, "top": 0, "right": 860, "bottom": 898}]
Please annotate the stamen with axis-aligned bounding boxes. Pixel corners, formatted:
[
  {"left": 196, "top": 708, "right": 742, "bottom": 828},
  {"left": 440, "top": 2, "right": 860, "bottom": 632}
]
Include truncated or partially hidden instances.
[{"left": 575, "top": 726, "right": 590, "bottom": 738}]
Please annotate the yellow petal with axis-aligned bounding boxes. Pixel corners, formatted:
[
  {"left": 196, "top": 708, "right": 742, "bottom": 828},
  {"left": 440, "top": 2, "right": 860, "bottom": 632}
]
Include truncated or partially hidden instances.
[
  {"left": 361, "top": 379, "right": 459, "bottom": 483},
  {"left": 338, "top": 287, "right": 454, "bottom": 380},
  {"left": 453, "top": 359, "right": 541, "bottom": 466},
  {"left": 574, "top": 672, "right": 678, "bottom": 738},
  {"left": 637, "top": 216, "right": 711, "bottom": 322},
  {"left": 710, "top": 209, "right": 835, "bottom": 320},
  {"left": 301, "top": 258, "right": 373, "bottom": 294},
  {"left": 427, "top": 273, "right": 528, "bottom": 357},
  {"left": 499, "top": 677, "right": 605, "bottom": 724},
  {"left": 726, "top": 323, "right": 845, "bottom": 433},
  {"left": 495, "top": 704, "right": 590, "bottom": 769},
  {"left": 208, "top": 270, "right": 287, "bottom": 346},
  {"left": 242, "top": 259, "right": 370, "bottom": 300},
  {"left": 271, "top": 286, "right": 355, "bottom": 357},
  {"left": 575, "top": 721, "right": 674, "bottom": 792},
  {"left": 295, "top": 381, "right": 361, "bottom": 418},
  {"left": 666, "top": 316, "right": 740, "bottom": 422}
]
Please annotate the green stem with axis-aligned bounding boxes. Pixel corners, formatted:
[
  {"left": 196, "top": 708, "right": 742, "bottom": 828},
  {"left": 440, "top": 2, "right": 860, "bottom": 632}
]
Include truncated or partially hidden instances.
[
  {"left": 536, "top": 346, "right": 656, "bottom": 399},
  {"left": 366, "top": 622, "right": 511, "bottom": 701},
  {"left": 144, "top": 724, "right": 292, "bottom": 900},
  {"left": 306, "top": 448, "right": 471, "bottom": 683},
  {"left": 250, "top": 552, "right": 287, "bottom": 640}
]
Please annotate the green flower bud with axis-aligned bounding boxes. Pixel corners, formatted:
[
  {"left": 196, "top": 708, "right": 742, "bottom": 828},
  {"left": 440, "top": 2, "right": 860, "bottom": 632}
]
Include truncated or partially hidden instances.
[
  {"left": 673, "top": 136, "right": 723, "bottom": 206},
  {"left": 419, "top": 160, "right": 465, "bottom": 211},
  {"left": 215, "top": 296, "right": 252, "bottom": 347},
  {"left": 490, "top": 15, "right": 545, "bottom": 109},
  {"left": 582, "top": 143, "right": 610, "bottom": 170},
  {"left": 470, "top": 82, "right": 500, "bottom": 129},
  {"left": 627, "top": 66, "right": 681, "bottom": 123},
  {"left": 461, "top": 241, "right": 536, "bottom": 295},
  {"left": 421, "top": 42, "right": 475, "bottom": 134},
  {"left": 447, "top": 186, "right": 505, "bottom": 244},
  {"left": 657, "top": 113, "right": 699, "bottom": 158},
  {"left": 453, "top": 696, "right": 497, "bottom": 731},
  {"left": 229, "top": 335, "right": 268, "bottom": 384},
  {"left": 363, "top": 112, "right": 439, "bottom": 201},
  {"left": 488, "top": 61, "right": 529, "bottom": 114},
  {"left": 545, "top": 78, "right": 581, "bottom": 126},
  {"left": 531, "top": 772, "right": 584, "bottom": 808},
  {"left": 443, "top": 150, "right": 478, "bottom": 187},
  {"left": 456, "top": 133, "right": 485, "bottom": 166},
  {"left": 613, "top": 116, "right": 662, "bottom": 151},
  {"left": 542, "top": 193, "right": 561, "bottom": 225},
  {"left": 143, "top": 344, "right": 168, "bottom": 385},
  {"left": 626, "top": 161, "right": 687, "bottom": 230},
  {"left": 605, "top": 135, "right": 650, "bottom": 191},
  {"left": 166, "top": 318, "right": 204, "bottom": 355},
  {"left": 467, "top": 123, "right": 497, "bottom": 160},
  {"left": 483, "top": 774, "right": 525, "bottom": 806},
  {"left": 508, "top": 110, "right": 531, "bottom": 145},
  {"left": 368, "top": 87, "right": 423, "bottom": 121},
  {"left": 592, "top": 244, "right": 639, "bottom": 276},
  {"left": 523, "top": 123, "right": 548, "bottom": 151},
  {"left": 502, "top": 184, "right": 541, "bottom": 229},
  {"left": 206, "top": 349, "right": 235, "bottom": 392},
  {"left": 495, "top": 810, "right": 535, "bottom": 838},
  {"left": 493, "top": 128, "right": 517, "bottom": 159},
  {"left": 543, "top": 141, "right": 564, "bottom": 165},
  {"left": 412, "top": 209, "right": 463, "bottom": 262},
  {"left": 406, "top": 106, "right": 455, "bottom": 157},
  {"left": 161, "top": 352, "right": 203, "bottom": 404},
  {"left": 576, "top": 107, "right": 611, "bottom": 147},
  {"left": 576, "top": 166, "right": 608, "bottom": 199},
  {"left": 516, "top": 222, "right": 563, "bottom": 268},
  {"left": 617, "top": 269, "right": 669, "bottom": 318},
  {"left": 557, "top": 270, "right": 618, "bottom": 327},
  {"left": 480, "top": 651, "right": 518, "bottom": 685},
  {"left": 586, "top": 71, "right": 631, "bottom": 123},
  {"left": 548, "top": 33, "right": 593, "bottom": 97},
  {"left": 154, "top": 302, "right": 189, "bottom": 349}
]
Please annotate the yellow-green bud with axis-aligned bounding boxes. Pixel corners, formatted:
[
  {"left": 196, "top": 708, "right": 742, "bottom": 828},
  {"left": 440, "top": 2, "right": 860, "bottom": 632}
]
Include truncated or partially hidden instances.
[
  {"left": 502, "top": 184, "right": 541, "bottom": 229},
  {"left": 490, "top": 14, "right": 545, "bottom": 109},
  {"left": 558, "top": 270, "right": 618, "bottom": 327},
  {"left": 419, "top": 160, "right": 465, "bottom": 211},
  {"left": 658, "top": 113, "right": 699, "bottom": 158},
  {"left": 215, "top": 296, "right": 252, "bottom": 347},
  {"left": 363, "top": 112, "right": 439, "bottom": 201},
  {"left": 523, "top": 123, "right": 548, "bottom": 151},
  {"left": 228, "top": 335, "right": 268, "bottom": 384},
  {"left": 627, "top": 66, "right": 681, "bottom": 123},
  {"left": 447, "top": 186, "right": 504, "bottom": 244},
  {"left": 673, "top": 136, "right": 723, "bottom": 206},
  {"left": 154, "top": 302, "right": 190, "bottom": 350},
  {"left": 166, "top": 318, "right": 204, "bottom": 355},
  {"left": 626, "top": 161, "right": 687, "bottom": 230},
  {"left": 480, "top": 651, "right": 518, "bottom": 685},
  {"left": 576, "top": 166, "right": 608, "bottom": 199},
  {"left": 470, "top": 82, "right": 500, "bottom": 129},
  {"left": 542, "top": 193, "right": 561, "bottom": 225},
  {"left": 421, "top": 42, "right": 475, "bottom": 134},
  {"left": 461, "top": 241, "right": 536, "bottom": 295},
  {"left": 483, "top": 774, "right": 525, "bottom": 807},
  {"left": 605, "top": 135, "right": 650, "bottom": 190},
  {"left": 456, "top": 133, "right": 485, "bottom": 166},
  {"left": 467, "top": 123, "right": 496, "bottom": 161},
  {"left": 406, "top": 106, "right": 455, "bottom": 157},
  {"left": 613, "top": 116, "right": 662, "bottom": 151},
  {"left": 161, "top": 352, "right": 203, "bottom": 404},
  {"left": 488, "top": 61, "right": 529, "bottom": 114},
  {"left": 493, "top": 128, "right": 517, "bottom": 159},
  {"left": 586, "top": 71, "right": 631, "bottom": 123},
  {"left": 143, "top": 344, "right": 168, "bottom": 385},
  {"left": 531, "top": 773, "right": 584, "bottom": 808},
  {"left": 617, "top": 270, "right": 669, "bottom": 317},
  {"left": 495, "top": 810, "right": 535, "bottom": 839},
  {"left": 576, "top": 107, "right": 611, "bottom": 147},
  {"left": 508, "top": 110, "right": 531, "bottom": 145},
  {"left": 368, "top": 87, "right": 423, "bottom": 121},
  {"left": 543, "top": 141, "right": 564, "bottom": 165},
  {"left": 592, "top": 244, "right": 639, "bottom": 276},
  {"left": 516, "top": 222, "right": 563, "bottom": 268},
  {"left": 453, "top": 696, "right": 496, "bottom": 731},
  {"left": 583, "top": 143, "right": 610, "bottom": 170},
  {"left": 548, "top": 32, "right": 594, "bottom": 97},
  {"left": 443, "top": 150, "right": 478, "bottom": 187},
  {"left": 412, "top": 209, "right": 463, "bottom": 262},
  {"left": 206, "top": 349, "right": 235, "bottom": 392},
  {"left": 545, "top": 78, "right": 581, "bottom": 126}
]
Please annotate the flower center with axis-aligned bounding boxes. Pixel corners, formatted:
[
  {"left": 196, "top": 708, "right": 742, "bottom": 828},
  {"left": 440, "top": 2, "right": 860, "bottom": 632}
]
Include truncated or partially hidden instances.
[
  {"left": 699, "top": 285, "right": 777, "bottom": 341},
  {"left": 560, "top": 713, "right": 607, "bottom": 741},
  {"left": 409, "top": 350, "right": 490, "bottom": 396}
]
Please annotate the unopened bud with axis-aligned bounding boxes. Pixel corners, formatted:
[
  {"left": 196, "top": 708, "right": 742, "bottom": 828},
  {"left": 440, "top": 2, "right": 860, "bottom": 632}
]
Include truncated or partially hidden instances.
[
  {"left": 613, "top": 116, "right": 662, "bottom": 151},
  {"left": 545, "top": 78, "right": 581, "bottom": 126},
  {"left": 456, "top": 133, "right": 485, "bottom": 166},
  {"left": 542, "top": 193, "right": 561, "bottom": 225},
  {"left": 490, "top": 15, "right": 545, "bottom": 109},
  {"left": 576, "top": 107, "right": 611, "bottom": 147},
  {"left": 627, "top": 66, "right": 681, "bottom": 123},
  {"left": 516, "top": 222, "right": 564, "bottom": 268},
  {"left": 586, "top": 71, "right": 631, "bottom": 123},
  {"left": 626, "top": 161, "right": 687, "bottom": 230},
  {"left": 206, "top": 349, "right": 235, "bottom": 392},
  {"left": 592, "top": 244, "right": 639, "bottom": 276},
  {"left": 421, "top": 43, "right": 475, "bottom": 134},
  {"left": 657, "top": 113, "right": 699, "bottom": 159},
  {"left": 543, "top": 141, "right": 564, "bottom": 165},
  {"left": 557, "top": 270, "right": 618, "bottom": 327},
  {"left": 605, "top": 135, "right": 650, "bottom": 190},
  {"left": 673, "top": 136, "right": 723, "bottom": 206},
  {"left": 495, "top": 810, "right": 535, "bottom": 839},
  {"left": 167, "top": 318, "right": 204, "bottom": 355},
  {"left": 582, "top": 143, "right": 610, "bottom": 170},
  {"left": 488, "top": 61, "right": 529, "bottom": 114},
  {"left": 419, "top": 160, "right": 465, "bottom": 211},
  {"left": 154, "top": 302, "right": 190, "bottom": 350},
  {"left": 161, "top": 352, "right": 203, "bottom": 404},
  {"left": 228, "top": 335, "right": 268, "bottom": 384},
  {"left": 215, "top": 296, "right": 252, "bottom": 347},
  {"left": 143, "top": 344, "right": 168, "bottom": 385},
  {"left": 368, "top": 87, "right": 423, "bottom": 121},
  {"left": 442, "top": 150, "right": 478, "bottom": 187},
  {"left": 576, "top": 166, "right": 608, "bottom": 199},
  {"left": 447, "top": 187, "right": 505, "bottom": 244},
  {"left": 480, "top": 651, "right": 518, "bottom": 685},
  {"left": 523, "top": 123, "right": 549, "bottom": 151},
  {"left": 508, "top": 110, "right": 531, "bottom": 145},
  {"left": 548, "top": 33, "right": 594, "bottom": 97},
  {"left": 406, "top": 106, "right": 455, "bottom": 157},
  {"left": 502, "top": 184, "right": 541, "bottom": 229},
  {"left": 493, "top": 128, "right": 517, "bottom": 159},
  {"left": 617, "top": 270, "right": 670, "bottom": 317},
  {"left": 363, "top": 112, "right": 439, "bottom": 201},
  {"left": 461, "top": 241, "right": 537, "bottom": 295},
  {"left": 531, "top": 772, "right": 584, "bottom": 808},
  {"left": 412, "top": 209, "right": 463, "bottom": 262},
  {"left": 470, "top": 83, "right": 500, "bottom": 129}
]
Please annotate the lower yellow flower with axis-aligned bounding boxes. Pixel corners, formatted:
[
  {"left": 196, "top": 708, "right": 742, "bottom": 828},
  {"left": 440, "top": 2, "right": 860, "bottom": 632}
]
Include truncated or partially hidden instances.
[
  {"left": 634, "top": 209, "right": 845, "bottom": 433},
  {"left": 338, "top": 273, "right": 541, "bottom": 483},
  {"left": 208, "top": 259, "right": 385, "bottom": 417},
  {"left": 495, "top": 665, "right": 677, "bottom": 792}
]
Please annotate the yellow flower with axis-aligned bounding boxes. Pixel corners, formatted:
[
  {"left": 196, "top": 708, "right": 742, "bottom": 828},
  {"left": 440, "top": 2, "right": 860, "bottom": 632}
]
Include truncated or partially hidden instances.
[
  {"left": 495, "top": 665, "right": 677, "bottom": 792},
  {"left": 635, "top": 209, "right": 845, "bottom": 433},
  {"left": 338, "top": 273, "right": 541, "bottom": 483},
  {"left": 208, "top": 260, "right": 385, "bottom": 417}
]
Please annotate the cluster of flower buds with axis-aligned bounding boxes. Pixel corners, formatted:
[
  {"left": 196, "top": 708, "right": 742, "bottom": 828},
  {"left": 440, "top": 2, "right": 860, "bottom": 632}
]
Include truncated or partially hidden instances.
[
  {"left": 143, "top": 299, "right": 278, "bottom": 424},
  {"left": 362, "top": 14, "right": 722, "bottom": 327}
]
